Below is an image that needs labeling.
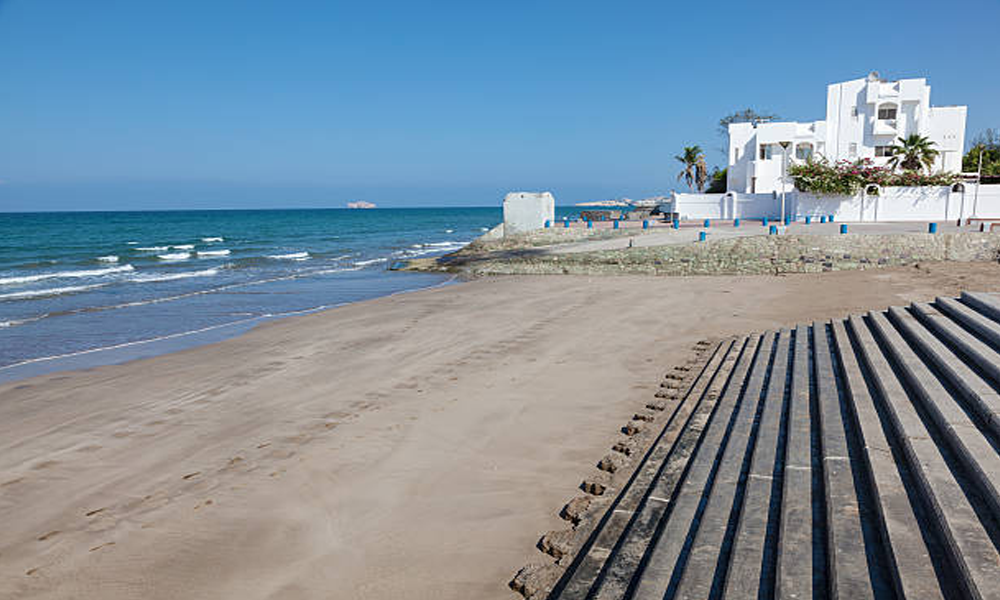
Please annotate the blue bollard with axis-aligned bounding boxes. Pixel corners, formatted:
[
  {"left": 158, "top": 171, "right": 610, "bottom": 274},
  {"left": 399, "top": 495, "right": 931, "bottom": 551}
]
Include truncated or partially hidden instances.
[
  {"left": 699, "top": 231, "right": 707, "bottom": 242},
  {"left": 928, "top": 222, "right": 938, "bottom": 234},
  {"left": 784, "top": 216, "right": 791, "bottom": 226},
  {"left": 769, "top": 225, "right": 778, "bottom": 235},
  {"left": 613, "top": 220, "right": 619, "bottom": 229},
  {"left": 563, "top": 219, "right": 570, "bottom": 228},
  {"left": 829, "top": 214, "right": 835, "bottom": 222},
  {"left": 805, "top": 216, "right": 812, "bottom": 224},
  {"left": 643, "top": 220, "right": 649, "bottom": 230},
  {"left": 762, "top": 217, "right": 768, "bottom": 227},
  {"left": 587, "top": 220, "right": 593, "bottom": 229},
  {"left": 672, "top": 219, "right": 679, "bottom": 229},
  {"left": 704, "top": 219, "right": 711, "bottom": 228},
  {"left": 544, "top": 220, "right": 551, "bottom": 228},
  {"left": 840, "top": 224, "right": 848, "bottom": 234},
  {"left": 734, "top": 218, "right": 740, "bottom": 228},
  {"left": 820, "top": 215, "right": 827, "bottom": 223}
]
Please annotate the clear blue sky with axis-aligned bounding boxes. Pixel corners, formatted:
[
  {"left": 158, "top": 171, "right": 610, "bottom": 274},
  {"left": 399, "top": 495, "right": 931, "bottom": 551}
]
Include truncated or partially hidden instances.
[{"left": 1, "top": 0, "right": 997, "bottom": 211}]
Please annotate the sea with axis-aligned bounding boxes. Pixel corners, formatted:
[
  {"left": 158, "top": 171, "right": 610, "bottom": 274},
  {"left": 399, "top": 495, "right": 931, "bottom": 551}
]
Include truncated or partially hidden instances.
[{"left": 0, "top": 207, "right": 523, "bottom": 382}]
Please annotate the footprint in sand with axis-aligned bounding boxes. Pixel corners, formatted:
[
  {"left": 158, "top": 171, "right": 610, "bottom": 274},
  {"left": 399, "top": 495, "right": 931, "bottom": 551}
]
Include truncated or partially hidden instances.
[
  {"left": 182, "top": 472, "right": 201, "bottom": 480},
  {"left": 32, "top": 460, "right": 59, "bottom": 470},
  {"left": 193, "top": 499, "right": 214, "bottom": 510},
  {"left": 85, "top": 507, "right": 106, "bottom": 517},
  {"left": 89, "top": 542, "right": 115, "bottom": 552},
  {"left": 37, "top": 530, "right": 59, "bottom": 541}
]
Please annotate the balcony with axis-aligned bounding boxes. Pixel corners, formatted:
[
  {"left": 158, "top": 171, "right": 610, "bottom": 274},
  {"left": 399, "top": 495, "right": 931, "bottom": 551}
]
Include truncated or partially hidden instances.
[{"left": 873, "top": 119, "right": 897, "bottom": 136}]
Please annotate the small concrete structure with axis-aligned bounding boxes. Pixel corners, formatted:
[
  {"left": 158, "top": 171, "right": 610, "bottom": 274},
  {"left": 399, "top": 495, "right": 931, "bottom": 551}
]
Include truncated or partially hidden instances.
[{"left": 503, "top": 192, "right": 555, "bottom": 236}]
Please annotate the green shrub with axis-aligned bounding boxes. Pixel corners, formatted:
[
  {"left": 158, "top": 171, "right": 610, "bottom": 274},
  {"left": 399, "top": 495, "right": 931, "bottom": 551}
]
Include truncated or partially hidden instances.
[{"left": 788, "top": 157, "right": 958, "bottom": 195}]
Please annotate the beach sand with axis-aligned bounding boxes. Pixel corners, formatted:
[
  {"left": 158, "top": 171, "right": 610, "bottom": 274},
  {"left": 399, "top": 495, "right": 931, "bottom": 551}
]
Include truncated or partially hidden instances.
[{"left": 3, "top": 263, "right": 1000, "bottom": 599}]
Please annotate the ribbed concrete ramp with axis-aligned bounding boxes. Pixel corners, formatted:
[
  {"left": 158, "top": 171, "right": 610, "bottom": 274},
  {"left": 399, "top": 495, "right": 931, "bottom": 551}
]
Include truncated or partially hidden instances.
[{"left": 549, "top": 291, "right": 1000, "bottom": 600}]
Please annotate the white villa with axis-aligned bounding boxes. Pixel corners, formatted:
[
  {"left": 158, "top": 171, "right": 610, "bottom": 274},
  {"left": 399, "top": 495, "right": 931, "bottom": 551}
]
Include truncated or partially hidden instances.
[{"left": 726, "top": 73, "right": 967, "bottom": 194}]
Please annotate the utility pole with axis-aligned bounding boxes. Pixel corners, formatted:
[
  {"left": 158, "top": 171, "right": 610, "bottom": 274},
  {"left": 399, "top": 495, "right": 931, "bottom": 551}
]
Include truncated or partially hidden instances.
[
  {"left": 973, "top": 149, "right": 983, "bottom": 219},
  {"left": 779, "top": 141, "right": 791, "bottom": 225}
]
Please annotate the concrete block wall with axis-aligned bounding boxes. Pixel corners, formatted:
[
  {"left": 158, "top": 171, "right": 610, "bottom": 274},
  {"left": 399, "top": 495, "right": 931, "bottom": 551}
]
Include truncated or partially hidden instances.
[{"left": 502, "top": 192, "right": 555, "bottom": 235}]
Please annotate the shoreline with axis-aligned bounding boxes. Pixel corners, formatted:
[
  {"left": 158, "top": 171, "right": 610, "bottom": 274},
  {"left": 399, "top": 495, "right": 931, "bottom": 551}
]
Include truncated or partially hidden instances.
[
  {"left": 4, "top": 264, "right": 1000, "bottom": 599},
  {"left": 0, "top": 271, "right": 461, "bottom": 385}
]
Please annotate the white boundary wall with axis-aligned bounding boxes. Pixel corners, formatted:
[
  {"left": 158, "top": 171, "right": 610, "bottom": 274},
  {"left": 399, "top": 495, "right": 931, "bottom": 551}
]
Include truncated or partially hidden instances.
[
  {"left": 673, "top": 185, "right": 1000, "bottom": 223},
  {"left": 672, "top": 192, "right": 781, "bottom": 220},
  {"left": 793, "top": 187, "right": 957, "bottom": 222}
]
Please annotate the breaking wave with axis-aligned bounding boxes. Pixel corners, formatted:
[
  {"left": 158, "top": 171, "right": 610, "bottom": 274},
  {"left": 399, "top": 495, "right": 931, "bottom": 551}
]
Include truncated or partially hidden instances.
[
  {"left": 267, "top": 252, "right": 310, "bottom": 260},
  {"left": 157, "top": 252, "right": 191, "bottom": 261},
  {"left": 197, "top": 249, "right": 231, "bottom": 258},
  {"left": 132, "top": 268, "right": 220, "bottom": 283},
  {"left": 0, "top": 265, "right": 135, "bottom": 286},
  {"left": 0, "top": 283, "right": 108, "bottom": 301}
]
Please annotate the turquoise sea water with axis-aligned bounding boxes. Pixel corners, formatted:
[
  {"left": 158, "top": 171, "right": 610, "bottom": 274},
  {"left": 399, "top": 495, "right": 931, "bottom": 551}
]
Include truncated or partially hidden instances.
[{"left": 0, "top": 208, "right": 509, "bottom": 378}]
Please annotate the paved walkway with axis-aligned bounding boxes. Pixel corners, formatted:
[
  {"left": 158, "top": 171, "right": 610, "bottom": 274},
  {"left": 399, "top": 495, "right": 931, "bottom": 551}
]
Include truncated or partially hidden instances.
[{"left": 548, "top": 220, "right": 971, "bottom": 254}]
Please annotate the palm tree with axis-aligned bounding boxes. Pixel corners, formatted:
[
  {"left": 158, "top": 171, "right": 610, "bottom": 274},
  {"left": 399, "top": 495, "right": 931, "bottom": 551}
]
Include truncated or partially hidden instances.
[
  {"left": 695, "top": 154, "right": 709, "bottom": 193},
  {"left": 888, "top": 134, "right": 939, "bottom": 172},
  {"left": 675, "top": 146, "right": 703, "bottom": 191}
]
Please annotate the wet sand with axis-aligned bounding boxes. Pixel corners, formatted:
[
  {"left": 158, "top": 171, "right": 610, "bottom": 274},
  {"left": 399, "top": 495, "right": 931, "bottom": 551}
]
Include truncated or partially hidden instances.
[{"left": 3, "top": 263, "right": 1000, "bottom": 599}]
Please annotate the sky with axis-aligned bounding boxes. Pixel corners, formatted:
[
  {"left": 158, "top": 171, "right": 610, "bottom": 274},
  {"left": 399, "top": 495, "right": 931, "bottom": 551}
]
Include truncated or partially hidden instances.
[{"left": 1, "top": 0, "right": 998, "bottom": 211}]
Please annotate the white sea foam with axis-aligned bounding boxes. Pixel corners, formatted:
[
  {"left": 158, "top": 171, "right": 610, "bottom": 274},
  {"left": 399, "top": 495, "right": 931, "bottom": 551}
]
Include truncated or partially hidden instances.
[
  {"left": 355, "top": 257, "right": 388, "bottom": 266},
  {"left": 0, "top": 283, "right": 108, "bottom": 301},
  {"left": 197, "top": 249, "right": 231, "bottom": 258},
  {"left": 135, "top": 246, "right": 169, "bottom": 252},
  {"left": 96, "top": 255, "right": 119, "bottom": 263},
  {"left": 171, "top": 244, "right": 195, "bottom": 250},
  {"left": 0, "top": 265, "right": 134, "bottom": 286},
  {"left": 394, "top": 240, "right": 468, "bottom": 258},
  {"left": 201, "top": 237, "right": 224, "bottom": 242},
  {"left": 267, "top": 252, "right": 310, "bottom": 260},
  {"left": 126, "top": 241, "right": 138, "bottom": 245},
  {"left": 133, "top": 268, "right": 219, "bottom": 283},
  {"left": 480, "top": 227, "right": 489, "bottom": 232},
  {"left": 445, "top": 229, "right": 454, "bottom": 233},
  {"left": 157, "top": 252, "right": 191, "bottom": 261}
]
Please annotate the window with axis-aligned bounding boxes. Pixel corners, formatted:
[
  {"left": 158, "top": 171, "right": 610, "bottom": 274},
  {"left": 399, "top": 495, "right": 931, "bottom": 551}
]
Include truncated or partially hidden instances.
[
  {"left": 848, "top": 143, "right": 858, "bottom": 158},
  {"left": 759, "top": 144, "right": 773, "bottom": 160},
  {"left": 734, "top": 148, "right": 740, "bottom": 162},
  {"left": 877, "top": 106, "right": 897, "bottom": 120},
  {"left": 795, "top": 142, "right": 814, "bottom": 161},
  {"left": 851, "top": 106, "right": 859, "bottom": 118},
  {"left": 875, "top": 145, "right": 895, "bottom": 157}
]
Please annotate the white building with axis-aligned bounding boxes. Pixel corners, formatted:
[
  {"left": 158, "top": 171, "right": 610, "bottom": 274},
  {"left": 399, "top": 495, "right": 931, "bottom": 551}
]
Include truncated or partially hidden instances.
[{"left": 727, "top": 73, "right": 967, "bottom": 194}]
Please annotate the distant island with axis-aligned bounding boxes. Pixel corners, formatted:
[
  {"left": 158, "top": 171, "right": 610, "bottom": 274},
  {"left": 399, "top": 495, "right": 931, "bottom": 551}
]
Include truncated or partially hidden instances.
[{"left": 347, "top": 201, "right": 377, "bottom": 209}]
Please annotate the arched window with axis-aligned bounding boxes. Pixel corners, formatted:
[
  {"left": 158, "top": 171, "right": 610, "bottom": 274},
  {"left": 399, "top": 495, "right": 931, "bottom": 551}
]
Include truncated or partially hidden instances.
[
  {"left": 795, "top": 142, "right": 814, "bottom": 161},
  {"left": 952, "top": 183, "right": 966, "bottom": 193},
  {"left": 877, "top": 103, "right": 898, "bottom": 120}
]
